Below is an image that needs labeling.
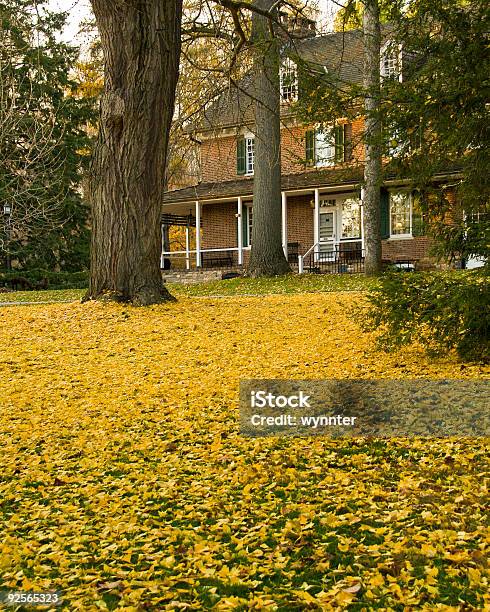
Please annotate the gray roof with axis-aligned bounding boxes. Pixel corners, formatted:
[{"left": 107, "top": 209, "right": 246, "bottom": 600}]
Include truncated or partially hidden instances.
[
  {"left": 163, "top": 167, "right": 365, "bottom": 204},
  {"left": 199, "top": 27, "right": 394, "bottom": 132}
]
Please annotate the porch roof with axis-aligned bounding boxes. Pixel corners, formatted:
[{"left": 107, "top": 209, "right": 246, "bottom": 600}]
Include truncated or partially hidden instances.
[
  {"left": 163, "top": 167, "right": 365, "bottom": 206},
  {"left": 163, "top": 164, "right": 464, "bottom": 207}
]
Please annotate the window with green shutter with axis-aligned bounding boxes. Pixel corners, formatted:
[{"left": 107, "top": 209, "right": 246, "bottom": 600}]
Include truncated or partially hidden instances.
[
  {"left": 237, "top": 137, "right": 246, "bottom": 175},
  {"left": 380, "top": 188, "right": 390, "bottom": 239},
  {"left": 412, "top": 194, "right": 425, "bottom": 236},
  {"left": 305, "top": 129, "right": 315, "bottom": 166},
  {"left": 334, "top": 125, "right": 344, "bottom": 163},
  {"left": 344, "top": 123, "right": 353, "bottom": 161}
]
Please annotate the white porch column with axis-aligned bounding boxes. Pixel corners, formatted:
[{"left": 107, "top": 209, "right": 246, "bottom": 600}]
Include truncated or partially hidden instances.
[
  {"left": 314, "top": 188, "right": 320, "bottom": 256},
  {"left": 185, "top": 225, "right": 190, "bottom": 270},
  {"left": 237, "top": 196, "right": 243, "bottom": 266},
  {"left": 360, "top": 187, "right": 365, "bottom": 254},
  {"left": 195, "top": 200, "right": 201, "bottom": 268},
  {"left": 160, "top": 223, "right": 165, "bottom": 269},
  {"left": 281, "top": 191, "right": 288, "bottom": 259}
]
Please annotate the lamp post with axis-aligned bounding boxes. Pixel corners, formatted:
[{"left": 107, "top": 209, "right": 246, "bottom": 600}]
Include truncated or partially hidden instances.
[{"left": 3, "top": 203, "right": 12, "bottom": 271}]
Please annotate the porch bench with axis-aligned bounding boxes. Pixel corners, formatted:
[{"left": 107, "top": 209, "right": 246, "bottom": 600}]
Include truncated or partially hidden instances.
[
  {"left": 201, "top": 252, "right": 234, "bottom": 269},
  {"left": 287, "top": 242, "right": 300, "bottom": 264}
]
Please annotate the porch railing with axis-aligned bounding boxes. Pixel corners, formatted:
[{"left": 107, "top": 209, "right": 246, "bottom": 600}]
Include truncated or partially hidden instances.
[
  {"left": 298, "top": 240, "right": 365, "bottom": 274},
  {"left": 161, "top": 247, "right": 251, "bottom": 271}
]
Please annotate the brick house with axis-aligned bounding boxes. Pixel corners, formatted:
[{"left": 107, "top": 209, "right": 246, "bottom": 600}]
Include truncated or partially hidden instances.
[{"left": 162, "top": 25, "right": 461, "bottom": 274}]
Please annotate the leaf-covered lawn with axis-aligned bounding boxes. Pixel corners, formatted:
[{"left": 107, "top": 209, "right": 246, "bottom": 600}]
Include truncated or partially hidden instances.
[{"left": 0, "top": 294, "right": 488, "bottom": 610}]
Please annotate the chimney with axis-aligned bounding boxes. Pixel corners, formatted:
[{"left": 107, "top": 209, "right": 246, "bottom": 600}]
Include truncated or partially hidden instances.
[{"left": 279, "top": 10, "right": 317, "bottom": 39}]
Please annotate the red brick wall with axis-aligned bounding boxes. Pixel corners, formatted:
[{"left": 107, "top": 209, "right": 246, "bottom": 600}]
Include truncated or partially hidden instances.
[
  {"left": 201, "top": 201, "right": 239, "bottom": 249},
  {"left": 382, "top": 237, "right": 432, "bottom": 262},
  {"left": 286, "top": 195, "right": 314, "bottom": 252},
  {"left": 201, "top": 197, "right": 433, "bottom": 264},
  {"left": 200, "top": 118, "right": 366, "bottom": 184}
]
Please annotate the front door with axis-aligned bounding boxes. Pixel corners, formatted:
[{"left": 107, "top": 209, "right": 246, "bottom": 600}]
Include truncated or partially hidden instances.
[{"left": 318, "top": 209, "right": 337, "bottom": 259}]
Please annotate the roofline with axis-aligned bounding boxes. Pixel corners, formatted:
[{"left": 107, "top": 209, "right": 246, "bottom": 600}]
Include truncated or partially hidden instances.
[{"left": 163, "top": 170, "right": 463, "bottom": 207}]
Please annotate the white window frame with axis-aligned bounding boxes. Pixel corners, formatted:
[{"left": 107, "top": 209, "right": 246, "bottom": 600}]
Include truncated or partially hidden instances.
[
  {"left": 389, "top": 191, "right": 412, "bottom": 239},
  {"left": 280, "top": 58, "right": 298, "bottom": 102},
  {"left": 315, "top": 129, "right": 335, "bottom": 168},
  {"left": 245, "top": 136, "right": 254, "bottom": 175},
  {"left": 340, "top": 197, "right": 362, "bottom": 240},
  {"left": 381, "top": 40, "right": 403, "bottom": 82},
  {"left": 244, "top": 204, "right": 253, "bottom": 246}
]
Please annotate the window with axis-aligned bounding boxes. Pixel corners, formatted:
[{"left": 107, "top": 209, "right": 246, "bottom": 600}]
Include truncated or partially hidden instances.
[
  {"left": 280, "top": 58, "right": 298, "bottom": 102},
  {"left": 246, "top": 137, "right": 254, "bottom": 175},
  {"left": 381, "top": 42, "right": 401, "bottom": 80},
  {"left": 386, "top": 127, "right": 403, "bottom": 157},
  {"left": 306, "top": 125, "right": 351, "bottom": 167},
  {"left": 390, "top": 192, "right": 411, "bottom": 237},
  {"left": 243, "top": 205, "right": 253, "bottom": 246},
  {"left": 341, "top": 198, "right": 362, "bottom": 239},
  {"left": 237, "top": 136, "right": 255, "bottom": 175}
]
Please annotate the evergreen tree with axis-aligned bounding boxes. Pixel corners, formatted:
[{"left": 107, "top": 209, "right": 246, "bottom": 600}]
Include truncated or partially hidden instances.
[{"left": 0, "top": 0, "right": 96, "bottom": 271}]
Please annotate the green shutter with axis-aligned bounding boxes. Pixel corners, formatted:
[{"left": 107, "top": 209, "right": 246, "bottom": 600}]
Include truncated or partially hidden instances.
[
  {"left": 237, "top": 137, "right": 246, "bottom": 175},
  {"left": 411, "top": 193, "right": 425, "bottom": 236},
  {"left": 380, "top": 188, "right": 390, "bottom": 239},
  {"left": 305, "top": 129, "right": 315, "bottom": 166},
  {"left": 242, "top": 206, "right": 249, "bottom": 246},
  {"left": 334, "top": 125, "right": 344, "bottom": 163},
  {"left": 344, "top": 123, "right": 353, "bottom": 161}
]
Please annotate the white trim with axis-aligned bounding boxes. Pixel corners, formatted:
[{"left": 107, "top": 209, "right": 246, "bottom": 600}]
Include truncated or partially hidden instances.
[
  {"left": 245, "top": 136, "right": 254, "bottom": 176},
  {"left": 313, "top": 189, "right": 320, "bottom": 257},
  {"left": 281, "top": 191, "right": 288, "bottom": 257},
  {"left": 185, "top": 226, "right": 190, "bottom": 270},
  {"left": 195, "top": 200, "right": 201, "bottom": 267},
  {"left": 237, "top": 196, "right": 243, "bottom": 265},
  {"left": 388, "top": 191, "right": 412, "bottom": 238}
]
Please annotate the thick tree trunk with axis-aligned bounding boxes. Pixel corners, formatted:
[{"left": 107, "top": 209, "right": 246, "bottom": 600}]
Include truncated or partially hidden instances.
[
  {"left": 87, "top": 0, "right": 182, "bottom": 304},
  {"left": 247, "top": 0, "right": 290, "bottom": 277},
  {"left": 363, "top": 0, "right": 383, "bottom": 276}
]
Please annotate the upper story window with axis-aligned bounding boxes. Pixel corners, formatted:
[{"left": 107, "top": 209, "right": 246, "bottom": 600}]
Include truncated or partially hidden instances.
[
  {"left": 237, "top": 135, "right": 255, "bottom": 176},
  {"left": 305, "top": 124, "right": 352, "bottom": 167},
  {"left": 280, "top": 58, "right": 298, "bottom": 102},
  {"left": 381, "top": 41, "right": 402, "bottom": 81}
]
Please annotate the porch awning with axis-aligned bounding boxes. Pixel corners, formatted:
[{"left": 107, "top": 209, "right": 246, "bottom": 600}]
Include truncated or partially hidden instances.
[
  {"left": 163, "top": 167, "right": 365, "bottom": 206},
  {"left": 162, "top": 163, "right": 463, "bottom": 207}
]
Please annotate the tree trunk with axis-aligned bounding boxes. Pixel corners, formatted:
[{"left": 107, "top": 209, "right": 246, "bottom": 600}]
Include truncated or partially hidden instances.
[
  {"left": 247, "top": 0, "right": 290, "bottom": 277},
  {"left": 87, "top": 0, "right": 182, "bottom": 304},
  {"left": 363, "top": 0, "right": 383, "bottom": 276}
]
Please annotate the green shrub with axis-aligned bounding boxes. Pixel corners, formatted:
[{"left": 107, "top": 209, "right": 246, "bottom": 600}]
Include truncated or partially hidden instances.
[
  {"left": 361, "top": 270, "right": 489, "bottom": 362},
  {"left": 0, "top": 269, "right": 89, "bottom": 290}
]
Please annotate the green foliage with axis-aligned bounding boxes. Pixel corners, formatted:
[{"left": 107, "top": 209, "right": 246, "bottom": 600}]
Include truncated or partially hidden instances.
[
  {"left": 382, "top": 0, "right": 489, "bottom": 260},
  {"left": 362, "top": 270, "right": 490, "bottom": 362},
  {"left": 0, "top": 269, "right": 89, "bottom": 290},
  {"left": 0, "top": 0, "right": 97, "bottom": 271}
]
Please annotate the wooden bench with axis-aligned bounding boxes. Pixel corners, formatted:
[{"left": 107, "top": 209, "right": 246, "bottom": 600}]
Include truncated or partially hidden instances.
[{"left": 201, "top": 252, "right": 234, "bottom": 269}]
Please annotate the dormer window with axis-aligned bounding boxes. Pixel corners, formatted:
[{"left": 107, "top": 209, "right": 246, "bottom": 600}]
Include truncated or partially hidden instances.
[
  {"left": 280, "top": 58, "right": 298, "bottom": 102},
  {"left": 381, "top": 41, "right": 402, "bottom": 81}
]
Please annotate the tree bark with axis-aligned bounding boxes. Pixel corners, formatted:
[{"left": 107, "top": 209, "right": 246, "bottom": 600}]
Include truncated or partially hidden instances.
[
  {"left": 87, "top": 0, "right": 182, "bottom": 304},
  {"left": 363, "top": 0, "right": 383, "bottom": 276},
  {"left": 247, "top": 0, "right": 290, "bottom": 277}
]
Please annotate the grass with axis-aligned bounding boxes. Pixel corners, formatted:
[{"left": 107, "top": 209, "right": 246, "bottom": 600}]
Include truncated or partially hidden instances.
[
  {"left": 1, "top": 274, "right": 376, "bottom": 304},
  {"left": 0, "top": 293, "right": 488, "bottom": 610}
]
